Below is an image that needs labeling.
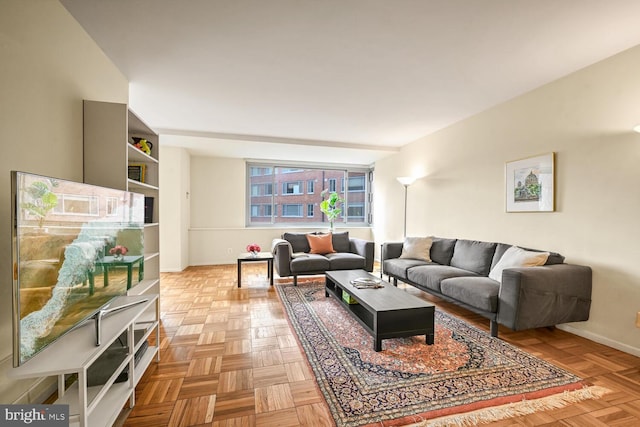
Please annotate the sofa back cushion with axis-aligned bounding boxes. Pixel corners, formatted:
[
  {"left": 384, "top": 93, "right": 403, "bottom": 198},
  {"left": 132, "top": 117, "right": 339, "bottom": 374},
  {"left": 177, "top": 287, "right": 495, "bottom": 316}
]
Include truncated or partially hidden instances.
[
  {"left": 283, "top": 232, "right": 310, "bottom": 253},
  {"left": 491, "top": 243, "right": 512, "bottom": 270},
  {"left": 331, "top": 231, "right": 350, "bottom": 253},
  {"left": 430, "top": 237, "right": 457, "bottom": 265},
  {"left": 450, "top": 239, "right": 497, "bottom": 276}
]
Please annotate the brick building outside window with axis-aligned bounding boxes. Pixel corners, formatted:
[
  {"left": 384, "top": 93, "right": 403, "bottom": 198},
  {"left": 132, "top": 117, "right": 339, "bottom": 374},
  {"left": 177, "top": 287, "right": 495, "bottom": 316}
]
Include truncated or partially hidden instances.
[{"left": 247, "top": 164, "right": 371, "bottom": 226}]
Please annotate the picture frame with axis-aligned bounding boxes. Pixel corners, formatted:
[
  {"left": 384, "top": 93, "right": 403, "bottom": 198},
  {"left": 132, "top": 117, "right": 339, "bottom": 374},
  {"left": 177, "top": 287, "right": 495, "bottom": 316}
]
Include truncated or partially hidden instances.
[
  {"left": 128, "top": 163, "right": 146, "bottom": 183},
  {"left": 505, "top": 152, "right": 555, "bottom": 212}
]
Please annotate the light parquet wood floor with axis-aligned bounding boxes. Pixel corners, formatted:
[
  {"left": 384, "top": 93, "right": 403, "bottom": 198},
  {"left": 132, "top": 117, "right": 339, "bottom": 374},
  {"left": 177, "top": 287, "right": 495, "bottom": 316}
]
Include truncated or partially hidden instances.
[{"left": 121, "top": 264, "right": 640, "bottom": 426}]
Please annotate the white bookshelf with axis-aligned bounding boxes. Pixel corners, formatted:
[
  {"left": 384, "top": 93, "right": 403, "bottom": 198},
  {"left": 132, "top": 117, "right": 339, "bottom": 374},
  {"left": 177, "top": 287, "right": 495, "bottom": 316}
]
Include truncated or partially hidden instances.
[
  {"left": 82, "top": 99, "right": 161, "bottom": 307},
  {"left": 61, "top": 100, "right": 161, "bottom": 424}
]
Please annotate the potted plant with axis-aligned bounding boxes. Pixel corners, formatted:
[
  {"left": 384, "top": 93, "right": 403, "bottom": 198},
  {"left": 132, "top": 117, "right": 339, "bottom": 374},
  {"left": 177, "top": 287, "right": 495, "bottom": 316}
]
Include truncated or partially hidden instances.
[
  {"left": 21, "top": 180, "right": 59, "bottom": 229},
  {"left": 320, "top": 190, "right": 344, "bottom": 231}
]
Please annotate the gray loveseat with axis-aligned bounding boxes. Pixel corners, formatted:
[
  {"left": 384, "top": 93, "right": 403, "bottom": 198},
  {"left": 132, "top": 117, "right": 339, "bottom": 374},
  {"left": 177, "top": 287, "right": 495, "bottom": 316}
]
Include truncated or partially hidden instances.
[
  {"left": 272, "top": 232, "right": 374, "bottom": 286},
  {"left": 382, "top": 237, "right": 592, "bottom": 337}
]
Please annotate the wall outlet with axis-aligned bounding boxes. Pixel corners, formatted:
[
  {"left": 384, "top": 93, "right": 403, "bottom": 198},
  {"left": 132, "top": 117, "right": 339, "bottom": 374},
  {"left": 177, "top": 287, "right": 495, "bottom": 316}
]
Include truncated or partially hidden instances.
[{"left": 227, "top": 248, "right": 233, "bottom": 254}]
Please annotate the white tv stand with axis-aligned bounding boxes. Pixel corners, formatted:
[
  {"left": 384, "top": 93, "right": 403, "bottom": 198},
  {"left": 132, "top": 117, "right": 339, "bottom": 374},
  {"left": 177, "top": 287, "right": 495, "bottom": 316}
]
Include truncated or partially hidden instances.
[{"left": 8, "top": 295, "right": 160, "bottom": 427}]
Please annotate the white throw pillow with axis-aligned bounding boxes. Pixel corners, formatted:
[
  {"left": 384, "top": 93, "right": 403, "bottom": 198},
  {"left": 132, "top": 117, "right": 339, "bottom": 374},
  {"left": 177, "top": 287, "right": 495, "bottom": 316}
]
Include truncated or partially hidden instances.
[
  {"left": 400, "top": 236, "right": 433, "bottom": 262},
  {"left": 489, "top": 246, "right": 549, "bottom": 282}
]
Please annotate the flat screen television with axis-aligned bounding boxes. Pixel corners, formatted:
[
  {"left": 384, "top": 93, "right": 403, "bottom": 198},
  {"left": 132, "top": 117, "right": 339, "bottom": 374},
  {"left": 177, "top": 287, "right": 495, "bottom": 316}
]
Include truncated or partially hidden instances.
[{"left": 11, "top": 171, "right": 145, "bottom": 366}]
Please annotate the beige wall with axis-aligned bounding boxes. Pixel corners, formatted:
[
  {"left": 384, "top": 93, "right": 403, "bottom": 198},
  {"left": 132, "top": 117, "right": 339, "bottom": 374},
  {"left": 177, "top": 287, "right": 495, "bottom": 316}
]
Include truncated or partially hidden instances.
[
  {"left": 185, "top": 156, "right": 373, "bottom": 266},
  {"left": 159, "top": 146, "right": 191, "bottom": 272},
  {"left": 0, "top": 0, "right": 128, "bottom": 403},
  {"left": 374, "top": 45, "right": 640, "bottom": 355}
]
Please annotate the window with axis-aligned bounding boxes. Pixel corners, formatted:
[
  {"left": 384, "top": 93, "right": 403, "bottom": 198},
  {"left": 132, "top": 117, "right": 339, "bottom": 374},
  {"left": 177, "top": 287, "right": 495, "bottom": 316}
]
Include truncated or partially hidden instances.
[
  {"left": 283, "top": 181, "right": 303, "bottom": 195},
  {"left": 249, "top": 167, "right": 273, "bottom": 176},
  {"left": 247, "top": 163, "right": 373, "bottom": 226},
  {"left": 251, "top": 183, "right": 273, "bottom": 196},
  {"left": 251, "top": 204, "right": 272, "bottom": 217},
  {"left": 348, "top": 175, "right": 365, "bottom": 192},
  {"left": 282, "top": 204, "right": 303, "bottom": 217},
  {"left": 53, "top": 194, "right": 99, "bottom": 216},
  {"left": 347, "top": 203, "right": 365, "bottom": 221},
  {"left": 106, "top": 197, "right": 119, "bottom": 216}
]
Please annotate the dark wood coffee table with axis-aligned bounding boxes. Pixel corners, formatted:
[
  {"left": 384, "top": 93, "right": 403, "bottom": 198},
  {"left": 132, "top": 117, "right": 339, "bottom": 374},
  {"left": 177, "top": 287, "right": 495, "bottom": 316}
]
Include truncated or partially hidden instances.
[{"left": 325, "top": 269, "right": 435, "bottom": 351}]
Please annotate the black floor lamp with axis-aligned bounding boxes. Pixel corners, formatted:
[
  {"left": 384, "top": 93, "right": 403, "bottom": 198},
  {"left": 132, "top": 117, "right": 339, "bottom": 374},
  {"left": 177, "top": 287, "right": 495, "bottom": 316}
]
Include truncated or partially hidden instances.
[{"left": 396, "top": 176, "right": 416, "bottom": 238}]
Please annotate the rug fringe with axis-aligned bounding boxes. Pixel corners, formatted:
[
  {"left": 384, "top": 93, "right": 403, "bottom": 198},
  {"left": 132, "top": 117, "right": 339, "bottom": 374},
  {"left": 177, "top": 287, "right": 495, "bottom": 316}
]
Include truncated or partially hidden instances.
[{"left": 412, "top": 385, "right": 610, "bottom": 427}]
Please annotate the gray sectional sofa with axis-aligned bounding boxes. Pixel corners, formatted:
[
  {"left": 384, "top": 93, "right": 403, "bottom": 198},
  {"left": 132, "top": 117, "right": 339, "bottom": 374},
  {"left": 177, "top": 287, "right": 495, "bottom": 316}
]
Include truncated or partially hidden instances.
[
  {"left": 272, "top": 231, "right": 374, "bottom": 286},
  {"left": 382, "top": 237, "right": 592, "bottom": 337}
]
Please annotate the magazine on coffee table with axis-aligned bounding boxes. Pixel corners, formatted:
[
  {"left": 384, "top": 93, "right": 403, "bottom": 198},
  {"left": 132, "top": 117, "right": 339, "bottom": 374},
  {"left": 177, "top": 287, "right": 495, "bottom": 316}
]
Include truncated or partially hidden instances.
[{"left": 350, "top": 277, "right": 384, "bottom": 289}]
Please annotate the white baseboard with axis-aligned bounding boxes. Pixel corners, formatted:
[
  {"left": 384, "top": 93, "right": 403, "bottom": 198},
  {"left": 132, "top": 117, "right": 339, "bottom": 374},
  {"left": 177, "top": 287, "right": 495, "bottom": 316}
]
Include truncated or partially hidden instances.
[
  {"left": 558, "top": 324, "right": 640, "bottom": 357},
  {"left": 160, "top": 267, "right": 185, "bottom": 273}
]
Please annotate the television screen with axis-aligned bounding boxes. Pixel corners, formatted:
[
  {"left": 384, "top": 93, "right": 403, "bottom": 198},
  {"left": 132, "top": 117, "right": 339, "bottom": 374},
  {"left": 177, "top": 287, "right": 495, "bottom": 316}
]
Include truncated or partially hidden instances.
[{"left": 11, "top": 171, "right": 144, "bottom": 366}]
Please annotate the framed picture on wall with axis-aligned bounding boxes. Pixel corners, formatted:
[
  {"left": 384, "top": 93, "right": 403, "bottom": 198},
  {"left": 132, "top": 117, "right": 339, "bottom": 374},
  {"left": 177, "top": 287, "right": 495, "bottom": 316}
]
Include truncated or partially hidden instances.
[{"left": 505, "top": 152, "right": 555, "bottom": 212}]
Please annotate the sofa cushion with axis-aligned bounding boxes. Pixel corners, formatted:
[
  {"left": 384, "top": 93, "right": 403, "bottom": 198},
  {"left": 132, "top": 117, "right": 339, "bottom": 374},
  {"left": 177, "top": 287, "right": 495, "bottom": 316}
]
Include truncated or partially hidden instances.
[
  {"left": 384, "top": 258, "right": 431, "bottom": 280},
  {"left": 290, "top": 254, "right": 330, "bottom": 274},
  {"left": 491, "top": 243, "right": 512, "bottom": 270},
  {"left": 331, "top": 231, "right": 350, "bottom": 253},
  {"left": 326, "top": 252, "right": 366, "bottom": 270},
  {"left": 407, "top": 265, "right": 478, "bottom": 293},
  {"left": 520, "top": 246, "right": 564, "bottom": 265},
  {"left": 488, "top": 246, "right": 549, "bottom": 282},
  {"left": 493, "top": 243, "right": 564, "bottom": 267},
  {"left": 450, "top": 239, "right": 497, "bottom": 276},
  {"left": 400, "top": 236, "right": 432, "bottom": 261},
  {"left": 307, "top": 233, "right": 336, "bottom": 255},
  {"left": 283, "top": 232, "right": 310, "bottom": 253},
  {"left": 440, "top": 277, "right": 500, "bottom": 313},
  {"left": 430, "top": 237, "right": 457, "bottom": 265}
]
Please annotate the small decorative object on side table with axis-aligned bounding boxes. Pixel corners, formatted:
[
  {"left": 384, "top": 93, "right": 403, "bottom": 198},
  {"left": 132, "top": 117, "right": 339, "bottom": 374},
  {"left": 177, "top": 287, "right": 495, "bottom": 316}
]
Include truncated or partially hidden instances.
[
  {"left": 109, "top": 245, "right": 128, "bottom": 261},
  {"left": 246, "top": 243, "right": 261, "bottom": 257}
]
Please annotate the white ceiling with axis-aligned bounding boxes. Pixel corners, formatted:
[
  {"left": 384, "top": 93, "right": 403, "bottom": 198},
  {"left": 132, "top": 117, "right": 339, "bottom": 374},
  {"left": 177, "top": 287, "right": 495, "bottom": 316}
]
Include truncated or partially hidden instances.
[{"left": 61, "top": 0, "right": 640, "bottom": 165}]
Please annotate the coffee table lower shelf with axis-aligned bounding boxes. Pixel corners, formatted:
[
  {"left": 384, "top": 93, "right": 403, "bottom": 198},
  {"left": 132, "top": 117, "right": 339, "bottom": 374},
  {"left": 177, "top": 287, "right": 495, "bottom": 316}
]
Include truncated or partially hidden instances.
[{"left": 325, "top": 270, "right": 435, "bottom": 352}]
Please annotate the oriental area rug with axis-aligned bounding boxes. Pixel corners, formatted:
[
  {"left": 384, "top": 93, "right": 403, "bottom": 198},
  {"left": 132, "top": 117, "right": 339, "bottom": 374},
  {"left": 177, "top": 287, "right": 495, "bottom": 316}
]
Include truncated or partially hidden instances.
[{"left": 275, "top": 281, "right": 608, "bottom": 427}]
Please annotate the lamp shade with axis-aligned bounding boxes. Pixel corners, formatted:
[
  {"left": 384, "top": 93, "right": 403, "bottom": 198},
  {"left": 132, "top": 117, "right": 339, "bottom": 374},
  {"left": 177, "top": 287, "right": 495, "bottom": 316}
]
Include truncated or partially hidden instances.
[{"left": 396, "top": 176, "right": 416, "bottom": 186}]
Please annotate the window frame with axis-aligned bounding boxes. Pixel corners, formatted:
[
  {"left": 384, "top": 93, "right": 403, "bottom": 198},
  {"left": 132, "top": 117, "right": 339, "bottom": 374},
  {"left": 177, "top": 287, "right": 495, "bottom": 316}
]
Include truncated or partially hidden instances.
[
  {"left": 246, "top": 161, "right": 373, "bottom": 228},
  {"left": 53, "top": 193, "right": 99, "bottom": 216}
]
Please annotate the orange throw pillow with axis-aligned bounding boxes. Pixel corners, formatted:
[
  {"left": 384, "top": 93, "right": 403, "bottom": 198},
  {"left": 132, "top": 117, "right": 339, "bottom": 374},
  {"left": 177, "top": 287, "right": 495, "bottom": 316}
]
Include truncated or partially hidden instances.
[{"left": 307, "top": 233, "right": 336, "bottom": 255}]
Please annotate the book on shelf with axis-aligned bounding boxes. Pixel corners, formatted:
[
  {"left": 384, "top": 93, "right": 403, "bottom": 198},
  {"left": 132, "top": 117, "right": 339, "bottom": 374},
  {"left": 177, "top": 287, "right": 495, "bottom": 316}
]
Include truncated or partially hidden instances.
[{"left": 128, "top": 163, "right": 146, "bottom": 183}]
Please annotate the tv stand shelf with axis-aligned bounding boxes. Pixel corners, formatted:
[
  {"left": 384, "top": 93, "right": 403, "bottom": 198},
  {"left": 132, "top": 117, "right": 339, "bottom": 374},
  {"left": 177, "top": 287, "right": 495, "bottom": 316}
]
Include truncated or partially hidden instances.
[{"left": 8, "top": 295, "right": 159, "bottom": 427}]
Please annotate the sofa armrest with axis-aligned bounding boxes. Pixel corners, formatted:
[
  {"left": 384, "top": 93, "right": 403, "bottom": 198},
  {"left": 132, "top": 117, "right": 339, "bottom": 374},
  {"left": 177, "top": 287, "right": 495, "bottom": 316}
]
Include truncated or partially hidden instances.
[
  {"left": 382, "top": 242, "right": 403, "bottom": 261},
  {"left": 349, "top": 238, "right": 374, "bottom": 272},
  {"left": 271, "top": 238, "right": 293, "bottom": 277},
  {"left": 497, "top": 263, "right": 592, "bottom": 331}
]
